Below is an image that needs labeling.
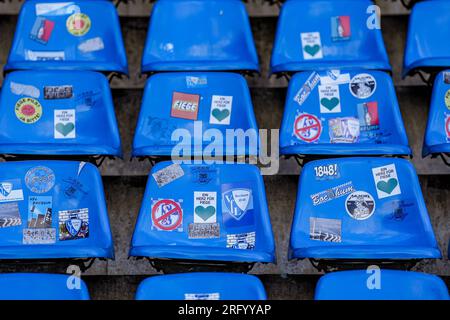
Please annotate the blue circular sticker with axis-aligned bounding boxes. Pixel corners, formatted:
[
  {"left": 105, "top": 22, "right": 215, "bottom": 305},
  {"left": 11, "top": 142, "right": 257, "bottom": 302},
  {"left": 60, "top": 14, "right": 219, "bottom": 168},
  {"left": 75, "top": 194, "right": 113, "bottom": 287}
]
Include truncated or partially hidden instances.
[{"left": 25, "top": 166, "right": 56, "bottom": 194}]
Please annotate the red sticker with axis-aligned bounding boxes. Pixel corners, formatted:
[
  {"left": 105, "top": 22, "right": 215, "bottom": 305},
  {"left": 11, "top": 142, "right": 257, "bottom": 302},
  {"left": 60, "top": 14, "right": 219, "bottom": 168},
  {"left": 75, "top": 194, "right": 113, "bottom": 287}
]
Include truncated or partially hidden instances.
[
  {"left": 171, "top": 92, "right": 200, "bottom": 120},
  {"left": 151, "top": 199, "right": 183, "bottom": 232},
  {"left": 294, "top": 113, "right": 322, "bottom": 142},
  {"left": 446, "top": 115, "right": 450, "bottom": 139}
]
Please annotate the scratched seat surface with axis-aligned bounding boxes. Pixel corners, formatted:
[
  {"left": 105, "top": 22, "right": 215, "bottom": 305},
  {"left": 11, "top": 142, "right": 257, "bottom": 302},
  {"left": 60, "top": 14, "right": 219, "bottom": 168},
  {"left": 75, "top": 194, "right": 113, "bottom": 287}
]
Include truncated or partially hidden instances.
[
  {"left": 289, "top": 157, "right": 441, "bottom": 260},
  {"left": 130, "top": 161, "right": 275, "bottom": 263},
  {"left": 0, "top": 273, "right": 90, "bottom": 300},
  {"left": 132, "top": 72, "right": 258, "bottom": 157},
  {"left": 423, "top": 70, "right": 450, "bottom": 157},
  {"left": 0, "top": 160, "right": 114, "bottom": 259},
  {"left": 135, "top": 272, "right": 267, "bottom": 300},
  {"left": 280, "top": 70, "right": 410, "bottom": 156},
  {"left": 315, "top": 270, "right": 449, "bottom": 300},
  {"left": 141, "top": 0, "right": 258, "bottom": 72},
  {"left": 5, "top": 0, "right": 128, "bottom": 74},
  {"left": 0, "top": 70, "right": 122, "bottom": 157},
  {"left": 403, "top": 1, "right": 450, "bottom": 78},
  {"left": 270, "top": 0, "right": 391, "bottom": 74}
]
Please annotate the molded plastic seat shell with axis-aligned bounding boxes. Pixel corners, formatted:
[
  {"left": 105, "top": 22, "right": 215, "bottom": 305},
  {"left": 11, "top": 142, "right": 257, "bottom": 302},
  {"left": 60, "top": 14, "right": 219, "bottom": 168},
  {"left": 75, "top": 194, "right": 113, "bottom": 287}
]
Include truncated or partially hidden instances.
[
  {"left": 0, "top": 160, "right": 114, "bottom": 260},
  {"left": 5, "top": 0, "right": 128, "bottom": 74},
  {"left": 315, "top": 270, "right": 449, "bottom": 300},
  {"left": 132, "top": 72, "right": 258, "bottom": 157},
  {"left": 0, "top": 70, "right": 122, "bottom": 157},
  {"left": 0, "top": 273, "right": 90, "bottom": 300},
  {"left": 135, "top": 273, "right": 267, "bottom": 300},
  {"left": 141, "top": 0, "right": 259, "bottom": 72},
  {"left": 130, "top": 162, "right": 275, "bottom": 264},
  {"left": 289, "top": 157, "right": 441, "bottom": 260},
  {"left": 280, "top": 70, "right": 411, "bottom": 156},
  {"left": 271, "top": 0, "right": 391, "bottom": 73}
]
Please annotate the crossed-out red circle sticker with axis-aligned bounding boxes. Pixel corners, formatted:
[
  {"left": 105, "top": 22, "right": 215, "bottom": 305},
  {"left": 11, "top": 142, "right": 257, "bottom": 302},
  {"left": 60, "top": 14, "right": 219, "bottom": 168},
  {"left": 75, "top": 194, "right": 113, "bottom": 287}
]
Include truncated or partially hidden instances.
[
  {"left": 294, "top": 113, "right": 322, "bottom": 142},
  {"left": 151, "top": 199, "right": 183, "bottom": 231}
]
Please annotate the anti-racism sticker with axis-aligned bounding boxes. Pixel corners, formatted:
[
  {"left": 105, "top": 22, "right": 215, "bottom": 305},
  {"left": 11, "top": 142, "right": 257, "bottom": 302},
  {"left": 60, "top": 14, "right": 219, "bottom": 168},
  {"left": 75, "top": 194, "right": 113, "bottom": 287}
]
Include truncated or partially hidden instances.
[
  {"left": 28, "top": 196, "right": 52, "bottom": 229},
  {"left": 329, "top": 117, "right": 360, "bottom": 143},
  {"left": 15, "top": 97, "right": 43, "bottom": 124},
  {"left": 209, "top": 95, "right": 232, "bottom": 125},
  {"left": 171, "top": 92, "right": 200, "bottom": 120},
  {"left": 345, "top": 191, "right": 376, "bottom": 220},
  {"left": 301, "top": 32, "right": 323, "bottom": 60},
  {"left": 0, "top": 202, "right": 22, "bottom": 228},
  {"left": 58, "top": 208, "right": 89, "bottom": 241},
  {"left": 152, "top": 163, "right": 185, "bottom": 188},
  {"left": 310, "top": 217, "right": 341, "bottom": 242},
  {"left": 319, "top": 85, "right": 341, "bottom": 113},
  {"left": 0, "top": 179, "right": 24, "bottom": 203},
  {"left": 151, "top": 199, "right": 183, "bottom": 232},
  {"left": 331, "top": 16, "right": 351, "bottom": 41},
  {"left": 25, "top": 166, "right": 56, "bottom": 194},
  {"left": 349, "top": 73, "right": 377, "bottom": 99},
  {"left": 372, "top": 164, "right": 401, "bottom": 199},
  {"left": 54, "top": 109, "right": 76, "bottom": 139},
  {"left": 66, "top": 13, "right": 91, "bottom": 36},
  {"left": 294, "top": 113, "right": 322, "bottom": 143}
]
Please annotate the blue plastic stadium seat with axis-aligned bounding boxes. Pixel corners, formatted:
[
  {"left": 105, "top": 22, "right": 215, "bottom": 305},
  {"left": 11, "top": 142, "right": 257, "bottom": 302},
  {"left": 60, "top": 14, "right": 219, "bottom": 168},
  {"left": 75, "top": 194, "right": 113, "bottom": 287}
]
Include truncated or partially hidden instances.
[
  {"left": 289, "top": 157, "right": 441, "bottom": 260},
  {"left": 0, "top": 70, "right": 121, "bottom": 157},
  {"left": 315, "top": 270, "right": 449, "bottom": 300},
  {"left": 5, "top": 0, "right": 128, "bottom": 74},
  {"left": 132, "top": 72, "right": 259, "bottom": 157},
  {"left": 0, "top": 273, "right": 90, "bottom": 300},
  {"left": 135, "top": 273, "right": 267, "bottom": 300},
  {"left": 130, "top": 161, "right": 275, "bottom": 264},
  {"left": 271, "top": 0, "right": 391, "bottom": 73},
  {"left": 423, "top": 70, "right": 450, "bottom": 158},
  {"left": 0, "top": 160, "right": 114, "bottom": 260},
  {"left": 403, "top": 1, "right": 450, "bottom": 78},
  {"left": 280, "top": 70, "right": 411, "bottom": 156},
  {"left": 141, "top": 0, "right": 259, "bottom": 72}
]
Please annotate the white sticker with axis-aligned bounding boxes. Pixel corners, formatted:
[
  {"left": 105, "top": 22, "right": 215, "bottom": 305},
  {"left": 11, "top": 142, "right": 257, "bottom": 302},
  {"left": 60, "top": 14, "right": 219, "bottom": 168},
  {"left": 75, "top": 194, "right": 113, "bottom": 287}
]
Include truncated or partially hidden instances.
[
  {"left": 152, "top": 164, "right": 185, "bottom": 188},
  {"left": 10, "top": 82, "right": 40, "bottom": 99},
  {"left": 301, "top": 32, "right": 323, "bottom": 60},
  {"left": 194, "top": 191, "right": 217, "bottom": 223},
  {"left": 319, "top": 85, "right": 341, "bottom": 113},
  {"left": 0, "top": 180, "right": 24, "bottom": 203},
  {"left": 345, "top": 191, "right": 376, "bottom": 220},
  {"left": 372, "top": 164, "right": 401, "bottom": 199},
  {"left": 54, "top": 109, "right": 76, "bottom": 139},
  {"left": 186, "top": 76, "right": 208, "bottom": 88},
  {"left": 209, "top": 95, "right": 232, "bottom": 125},
  {"left": 26, "top": 50, "right": 65, "bottom": 61},
  {"left": 23, "top": 228, "right": 56, "bottom": 244},
  {"left": 78, "top": 37, "right": 104, "bottom": 53},
  {"left": 320, "top": 70, "right": 351, "bottom": 85},
  {"left": 35, "top": 2, "right": 80, "bottom": 16},
  {"left": 185, "top": 293, "right": 220, "bottom": 300},
  {"left": 226, "top": 231, "right": 256, "bottom": 250},
  {"left": 349, "top": 73, "right": 377, "bottom": 99}
]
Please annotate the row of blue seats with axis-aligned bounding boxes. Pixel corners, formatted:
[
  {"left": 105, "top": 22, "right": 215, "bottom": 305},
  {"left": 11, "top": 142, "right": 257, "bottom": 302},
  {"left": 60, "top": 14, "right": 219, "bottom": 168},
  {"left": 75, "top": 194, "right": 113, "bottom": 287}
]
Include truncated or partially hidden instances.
[{"left": 0, "top": 270, "right": 448, "bottom": 300}]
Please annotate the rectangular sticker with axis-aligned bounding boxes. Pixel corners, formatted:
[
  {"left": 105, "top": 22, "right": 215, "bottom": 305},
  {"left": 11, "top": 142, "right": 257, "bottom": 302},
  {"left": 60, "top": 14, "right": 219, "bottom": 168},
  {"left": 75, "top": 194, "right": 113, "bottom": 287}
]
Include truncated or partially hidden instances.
[
  {"left": 25, "top": 50, "right": 65, "bottom": 61},
  {"left": 78, "top": 37, "right": 105, "bottom": 53},
  {"left": 54, "top": 109, "right": 76, "bottom": 139},
  {"left": 329, "top": 117, "right": 360, "bottom": 143},
  {"left": 331, "top": 16, "right": 351, "bottom": 41},
  {"left": 444, "top": 72, "right": 450, "bottom": 84},
  {"left": 35, "top": 2, "right": 79, "bottom": 16},
  {"left": 194, "top": 191, "right": 217, "bottom": 223},
  {"left": 0, "top": 179, "right": 24, "bottom": 203},
  {"left": 10, "top": 82, "right": 40, "bottom": 99},
  {"left": 186, "top": 76, "right": 208, "bottom": 88},
  {"left": 222, "top": 183, "right": 254, "bottom": 228},
  {"left": 209, "top": 95, "right": 232, "bottom": 125},
  {"left": 319, "top": 85, "right": 341, "bottom": 113},
  {"left": 0, "top": 202, "right": 22, "bottom": 228},
  {"left": 190, "top": 166, "right": 218, "bottom": 185},
  {"left": 313, "top": 164, "right": 340, "bottom": 181},
  {"left": 310, "top": 181, "right": 355, "bottom": 206},
  {"left": 44, "top": 85, "right": 73, "bottom": 100},
  {"left": 188, "top": 223, "right": 220, "bottom": 239},
  {"left": 294, "top": 72, "right": 320, "bottom": 106},
  {"left": 320, "top": 70, "right": 351, "bottom": 85},
  {"left": 310, "top": 217, "right": 341, "bottom": 242},
  {"left": 357, "top": 102, "right": 379, "bottom": 131},
  {"left": 152, "top": 163, "right": 185, "bottom": 188},
  {"left": 58, "top": 208, "right": 89, "bottom": 241},
  {"left": 171, "top": 92, "right": 200, "bottom": 120},
  {"left": 301, "top": 32, "right": 323, "bottom": 60},
  {"left": 226, "top": 231, "right": 256, "bottom": 250},
  {"left": 30, "top": 17, "right": 54, "bottom": 44},
  {"left": 23, "top": 228, "right": 56, "bottom": 244},
  {"left": 28, "top": 196, "right": 52, "bottom": 228},
  {"left": 372, "top": 164, "right": 401, "bottom": 199},
  {"left": 185, "top": 293, "right": 220, "bottom": 300}
]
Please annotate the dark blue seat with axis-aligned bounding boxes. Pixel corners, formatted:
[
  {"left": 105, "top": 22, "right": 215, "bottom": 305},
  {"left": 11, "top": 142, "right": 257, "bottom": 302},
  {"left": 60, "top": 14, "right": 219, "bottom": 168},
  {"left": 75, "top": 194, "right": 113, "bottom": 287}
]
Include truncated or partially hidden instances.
[
  {"left": 0, "top": 273, "right": 90, "bottom": 300},
  {"left": 5, "top": 0, "right": 128, "bottom": 74},
  {"left": 423, "top": 70, "right": 450, "bottom": 159},
  {"left": 271, "top": 0, "right": 391, "bottom": 73},
  {"left": 135, "top": 273, "right": 267, "bottom": 300},
  {"left": 289, "top": 157, "right": 441, "bottom": 261},
  {"left": 130, "top": 161, "right": 275, "bottom": 265},
  {"left": 0, "top": 160, "right": 114, "bottom": 260},
  {"left": 315, "top": 270, "right": 449, "bottom": 300},
  {"left": 141, "top": 0, "right": 258, "bottom": 72},
  {"left": 404, "top": 1, "right": 450, "bottom": 78},
  {"left": 132, "top": 72, "right": 258, "bottom": 157},
  {"left": 280, "top": 70, "right": 411, "bottom": 156},
  {"left": 0, "top": 70, "right": 122, "bottom": 158}
]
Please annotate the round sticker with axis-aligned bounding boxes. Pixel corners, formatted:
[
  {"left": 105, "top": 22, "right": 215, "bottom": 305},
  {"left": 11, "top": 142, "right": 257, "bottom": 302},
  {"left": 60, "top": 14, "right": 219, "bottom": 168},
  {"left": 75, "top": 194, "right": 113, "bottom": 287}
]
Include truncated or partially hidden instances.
[
  {"left": 151, "top": 199, "right": 183, "bottom": 231},
  {"left": 294, "top": 113, "right": 322, "bottom": 142},
  {"left": 446, "top": 116, "right": 450, "bottom": 139},
  {"left": 25, "top": 166, "right": 56, "bottom": 194},
  {"left": 345, "top": 191, "right": 376, "bottom": 220},
  {"left": 349, "top": 73, "right": 377, "bottom": 99},
  {"left": 66, "top": 13, "right": 91, "bottom": 36},
  {"left": 15, "top": 97, "right": 42, "bottom": 124},
  {"left": 445, "top": 90, "right": 450, "bottom": 110}
]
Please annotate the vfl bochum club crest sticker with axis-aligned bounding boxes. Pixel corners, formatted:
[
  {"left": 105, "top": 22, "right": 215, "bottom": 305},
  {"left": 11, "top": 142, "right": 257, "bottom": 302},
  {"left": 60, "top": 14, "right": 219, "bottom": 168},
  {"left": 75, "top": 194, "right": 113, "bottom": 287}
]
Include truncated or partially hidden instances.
[{"left": 222, "top": 183, "right": 255, "bottom": 228}]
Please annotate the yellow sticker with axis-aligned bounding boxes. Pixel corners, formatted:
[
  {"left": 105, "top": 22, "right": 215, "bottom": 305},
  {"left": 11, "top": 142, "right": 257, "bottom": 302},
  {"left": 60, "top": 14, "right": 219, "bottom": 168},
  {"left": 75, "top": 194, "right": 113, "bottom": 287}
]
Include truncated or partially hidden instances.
[
  {"left": 66, "top": 13, "right": 91, "bottom": 37},
  {"left": 445, "top": 89, "right": 450, "bottom": 110},
  {"left": 15, "top": 98, "right": 43, "bottom": 124}
]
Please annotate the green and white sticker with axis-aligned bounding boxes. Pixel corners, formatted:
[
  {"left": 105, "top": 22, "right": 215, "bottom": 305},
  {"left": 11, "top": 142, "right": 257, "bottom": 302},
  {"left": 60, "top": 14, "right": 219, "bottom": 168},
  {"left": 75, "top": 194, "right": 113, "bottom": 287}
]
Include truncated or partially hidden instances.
[
  {"left": 210, "top": 95, "right": 232, "bottom": 125},
  {"left": 54, "top": 109, "right": 76, "bottom": 139}
]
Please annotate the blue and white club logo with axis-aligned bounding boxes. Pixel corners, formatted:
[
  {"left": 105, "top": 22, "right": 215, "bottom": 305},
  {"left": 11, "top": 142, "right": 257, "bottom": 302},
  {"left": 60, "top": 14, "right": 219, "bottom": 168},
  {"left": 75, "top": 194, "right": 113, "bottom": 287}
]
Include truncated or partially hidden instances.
[
  {"left": 0, "top": 183, "right": 12, "bottom": 197},
  {"left": 223, "top": 188, "right": 252, "bottom": 221}
]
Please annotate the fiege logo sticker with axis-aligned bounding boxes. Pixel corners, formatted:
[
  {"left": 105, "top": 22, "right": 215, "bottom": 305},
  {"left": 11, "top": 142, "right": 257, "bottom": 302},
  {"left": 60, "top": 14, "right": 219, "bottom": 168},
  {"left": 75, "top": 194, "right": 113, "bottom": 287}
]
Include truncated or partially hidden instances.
[{"left": 171, "top": 92, "right": 200, "bottom": 120}]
